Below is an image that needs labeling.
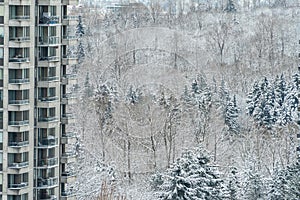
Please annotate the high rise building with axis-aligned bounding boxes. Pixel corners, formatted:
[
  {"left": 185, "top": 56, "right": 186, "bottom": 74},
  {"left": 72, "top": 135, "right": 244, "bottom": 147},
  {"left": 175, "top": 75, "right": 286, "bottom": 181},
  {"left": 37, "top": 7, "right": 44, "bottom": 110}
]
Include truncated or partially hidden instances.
[{"left": 0, "top": 0, "right": 78, "bottom": 199}]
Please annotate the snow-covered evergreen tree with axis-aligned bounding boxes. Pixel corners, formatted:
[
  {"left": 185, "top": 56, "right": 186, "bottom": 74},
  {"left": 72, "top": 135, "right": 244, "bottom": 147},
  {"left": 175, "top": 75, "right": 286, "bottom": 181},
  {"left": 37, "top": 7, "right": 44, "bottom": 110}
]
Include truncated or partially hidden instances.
[
  {"left": 126, "top": 85, "right": 142, "bottom": 104},
  {"left": 225, "top": 166, "right": 241, "bottom": 200},
  {"left": 268, "top": 166, "right": 288, "bottom": 200},
  {"left": 225, "top": 95, "right": 240, "bottom": 136},
  {"left": 225, "top": 0, "right": 237, "bottom": 12},
  {"left": 243, "top": 169, "right": 268, "bottom": 200},
  {"left": 153, "top": 147, "right": 225, "bottom": 200},
  {"left": 246, "top": 81, "right": 261, "bottom": 116},
  {"left": 83, "top": 72, "right": 93, "bottom": 97},
  {"left": 285, "top": 161, "right": 300, "bottom": 199}
]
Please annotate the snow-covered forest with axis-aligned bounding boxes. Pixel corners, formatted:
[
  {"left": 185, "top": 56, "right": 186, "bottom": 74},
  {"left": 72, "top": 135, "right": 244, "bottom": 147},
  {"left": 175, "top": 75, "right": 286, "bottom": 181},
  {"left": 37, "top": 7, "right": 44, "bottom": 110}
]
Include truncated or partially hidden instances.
[{"left": 68, "top": 0, "right": 300, "bottom": 199}]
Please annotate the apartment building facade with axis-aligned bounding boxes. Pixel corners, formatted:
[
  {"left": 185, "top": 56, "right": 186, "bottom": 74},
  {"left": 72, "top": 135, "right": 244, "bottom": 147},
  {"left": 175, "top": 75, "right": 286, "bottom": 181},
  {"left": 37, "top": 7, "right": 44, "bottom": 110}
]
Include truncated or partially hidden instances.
[{"left": 0, "top": 0, "right": 78, "bottom": 199}]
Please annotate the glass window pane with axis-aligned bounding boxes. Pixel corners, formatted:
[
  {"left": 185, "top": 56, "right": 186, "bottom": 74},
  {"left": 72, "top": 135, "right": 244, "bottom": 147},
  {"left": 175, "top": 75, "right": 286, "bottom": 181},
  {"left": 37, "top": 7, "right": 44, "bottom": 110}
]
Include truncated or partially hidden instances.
[
  {"left": 0, "top": 48, "right": 3, "bottom": 58},
  {"left": 0, "top": 6, "right": 3, "bottom": 16}
]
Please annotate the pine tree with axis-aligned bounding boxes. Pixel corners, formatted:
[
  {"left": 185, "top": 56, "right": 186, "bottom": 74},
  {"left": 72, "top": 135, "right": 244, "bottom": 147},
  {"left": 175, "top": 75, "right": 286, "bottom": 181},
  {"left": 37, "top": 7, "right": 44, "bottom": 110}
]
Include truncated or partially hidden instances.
[
  {"left": 83, "top": 72, "right": 93, "bottom": 97},
  {"left": 76, "top": 15, "right": 85, "bottom": 63},
  {"left": 76, "top": 15, "right": 85, "bottom": 37},
  {"left": 126, "top": 85, "right": 142, "bottom": 104},
  {"left": 225, "top": 166, "right": 241, "bottom": 200},
  {"left": 218, "top": 79, "right": 230, "bottom": 117},
  {"left": 154, "top": 147, "right": 225, "bottom": 200},
  {"left": 285, "top": 161, "right": 300, "bottom": 199},
  {"left": 225, "top": 95, "right": 240, "bottom": 136},
  {"left": 250, "top": 77, "right": 276, "bottom": 129},
  {"left": 268, "top": 166, "right": 288, "bottom": 200},
  {"left": 225, "top": 0, "right": 237, "bottom": 12},
  {"left": 246, "top": 81, "right": 261, "bottom": 116},
  {"left": 244, "top": 170, "right": 267, "bottom": 200}
]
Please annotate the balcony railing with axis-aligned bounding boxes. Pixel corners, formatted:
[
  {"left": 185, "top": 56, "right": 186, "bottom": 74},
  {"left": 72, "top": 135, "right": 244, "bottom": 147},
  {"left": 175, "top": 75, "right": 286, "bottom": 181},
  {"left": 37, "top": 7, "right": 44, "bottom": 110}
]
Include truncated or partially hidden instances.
[
  {"left": 39, "top": 96, "right": 59, "bottom": 102},
  {"left": 62, "top": 93, "right": 76, "bottom": 99},
  {"left": 9, "top": 57, "right": 30, "bottom": 63},
  {"left": 39, "top": 56, "right": 59, "bottom": 61},
  {"left": 62, "top": 113, "right": 74, "bottom": 119},
  {"left": 62, "top": 74, "right": 76, "bottom": 79},
  {"left": 40, "top": 195, "right": 57, "bottom": 200},
  {"left": 37, "top": 177, "right": 58, "bottom": 188},
  {"left": 9, "top": 120, "right": 29, "bottom": 126},
  {"left": 61, "top": 132, "right": 76, "bottom": 138},
  {"left": 9, "top": 37, "right": 30, "bottom": 42},
  {"left": 38, "top": 137, "right": 58, "bottom": 147},
  {"left": 39, "top": 16, "right": 59, "bottom": 24},
  {"left": 8, "top": 161, "right": 29, "bottom": 169},
  {"left": 37, "top": 157, "right": 58, "bottom": 167},
  {"left": 9, "top": 99, "right": 30, "bottom": 105},
  {"left": 61, "top": 191, "right": 75, "bottom": 197},
  {"left": 38, "top": 116, "right": 58, "bottom": 122},
  {"left": 62, "top": 55, "right": 77, "bottom": 59},
  {"left": 8, "top": 140, "right": 29, "bottom": 147},
  {"left": 9, "top": 78, "right": 30, "bottom": 84},
  {"left": 61, "top": 171, "right": 76, "bottom": 177},
  {"left": 61, "top": 151, "right": 76, "bottom": 158},
  {"left": 39, "top": 36, "right": 60, "bottom": 45},
  {"left": 63, "top": 15, "right": 78, "bottom": 20},
  {"left": 39, "top": 76, "right": 59, "bottom": 82},
  {"left": 10, "top": 15, "right": 30, "bottom": 20},
  {"left": 8, "top": 182, "right": 28, "bottom": 189},
  {"left": 62, "top": 35, "right": 77, "bottom": 40}
]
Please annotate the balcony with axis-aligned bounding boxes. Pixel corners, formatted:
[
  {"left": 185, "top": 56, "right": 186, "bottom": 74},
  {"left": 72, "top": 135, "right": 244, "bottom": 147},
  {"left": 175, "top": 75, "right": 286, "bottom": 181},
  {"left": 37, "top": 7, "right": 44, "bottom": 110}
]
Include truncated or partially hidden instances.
[
  {"left": 60, "top": 152, "right": 76, "bottom": 164},
  {"left": 8, "top": 182, "right": 28, "bottom": 189},
  {"left": 37, "top": 137, "right": 58, "bottom": 148},
  {"left": 61, "top": 74, "right": 77, "bottom": 85},
  {"left": 37, "top": 157, "right": 58, "bottom": 168},
  {"left": 39, "top": 16, "right": 59, "bottom": 25},
  {"left": 61, "top": 113, "right": 75, "bottom": 124},
  {"left": 36, "top": 177, "right": 58, "bottom": 189},
  {"left": 9, "top": 36, "right": 31, "bottom": 48},
  {"left": 61, "top": 191, "right": 76, "bottom": 200},
  {"left": 61, "top": 171, "right": 76, "bottom": 183},
  {"left": 9, "top": 0, "right": 31, "bottom": 4},
  {"left": 39, "top": 76, "right": 59, "bottom": 82},
  {"left": 39, "top": 96, "right": 59, "bottom": 102},
  {"left": 9, "top": 99, "right": 30, "bottom": 105},
  {"left": 8, "top": 161, "right": 29, "bottom": 169},
  {"left": 10, "top": 36, "right": 30, "bottom": 42},
  {"left": 8, "top": 140, "right": 29, "bottom": 147},
  {"left": 40, "top": 195, "right": 57, "bottom": 200},
  {"left": 39, "top": 56, "right": 59, "bottom": 62},
  {"left": 39, "top": 36, "right": 60, "bottom": 46},
  {"left": 9, "top": 57, "right": 30, "bottom": 63},
  {"left": 9, "top": 78, "right": 30, "bottom": 84},
  {"left": 62, "top": 35, "right": 77, "bottom": 46},
  {"left": 62, "top": 55, "right": 78, "bottom": 65},
  {"left": 61, "top": 132, "right": 76, "bottom": 144},
  {"left": 61, "top": 93, "right": 76, "bottom": 105},
  {"left": 62, "top": 0, "right": 78, "bottom": 5},
  {"left": 62, "top": 15, "right": 78, "bottom": 26},
  {"left": 39, "top": 116, "right": 58, "bottom": 123},
  {"left": 9, "top": 120, "right": 29, "bottom": 126}
]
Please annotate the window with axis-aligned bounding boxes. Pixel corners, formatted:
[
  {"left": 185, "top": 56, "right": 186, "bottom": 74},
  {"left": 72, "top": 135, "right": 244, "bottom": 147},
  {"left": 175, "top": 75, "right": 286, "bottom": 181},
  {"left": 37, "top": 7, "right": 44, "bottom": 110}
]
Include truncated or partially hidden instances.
[
  {"left": 0, "top": 27, "right": 3, "bottom": 45},
  {"left": 0, "top": 6, "right": 3, "bottom": 24},
  {"left": 0, "top": 90, "right": 2, "bottom": 107},
  {"left": 0, "top": 111, "right": 2, "bottom": 129},
  {"left": 0, "top": 48, "right": 3, "bottom": 66},
  {"left": 0, "top": 69, "right": 2, "bottom": 87}
]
